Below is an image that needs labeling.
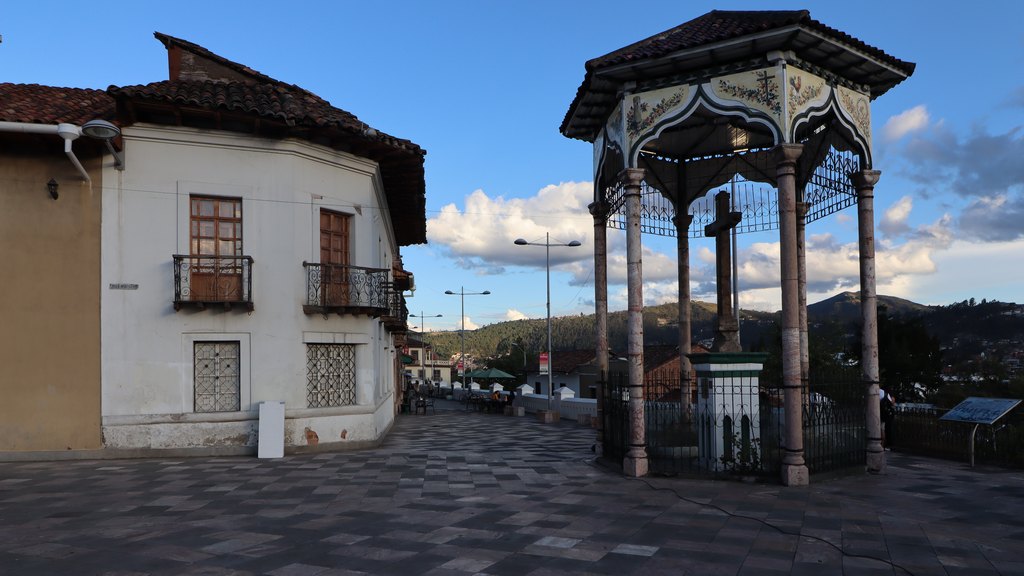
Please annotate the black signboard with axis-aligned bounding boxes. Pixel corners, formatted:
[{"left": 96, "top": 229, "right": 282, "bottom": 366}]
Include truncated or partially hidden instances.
[{"left": 940, "top": 397, "right": 1021, "bottom": 425}]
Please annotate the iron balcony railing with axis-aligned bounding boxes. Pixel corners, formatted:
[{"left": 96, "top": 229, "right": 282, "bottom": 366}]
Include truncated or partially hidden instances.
[
  {"left": 302, "top": 262, "right": 390, "bottom": 315},
  {"left": 173, "top": 255, "right": 254, "bottom": 311},
  {"left": 382, "top": 284, "right": 409, "bottom": 332}
]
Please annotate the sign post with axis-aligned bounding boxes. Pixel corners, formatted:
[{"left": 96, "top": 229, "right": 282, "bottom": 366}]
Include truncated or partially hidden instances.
[{"left": 940, "top": 397, "right": 1022, "bottom": 467}]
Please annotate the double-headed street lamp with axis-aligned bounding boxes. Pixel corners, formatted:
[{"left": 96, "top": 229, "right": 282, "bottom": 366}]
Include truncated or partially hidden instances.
[
  {"left": 444, "top": 287, "right": 490, "bottom": 391},
  {"left": 514, "top": 233, "right": 581, "bottom": 407},
  {"left": 409, "top": 311, "right": 442, "bottom": 384}
]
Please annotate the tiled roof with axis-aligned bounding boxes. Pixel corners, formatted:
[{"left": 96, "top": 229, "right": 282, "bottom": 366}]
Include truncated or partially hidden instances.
[
  {"left": 0, "top": 83, "right": 115, "bottom": 125},
  {"left": 109, "top": 80, "right": 423, "bottom": 155},
  {"left": 589, "top": 10, "right": 807, "bottom": 70},
  {"left": 586, "top": 10, "right": 911, "bottom": 73},
  {"left": 550, "top": 349, "right": 599, "bottom": 374},
  {"left": 643, "top": 343, "right": 710, "bottom": 372},
  {"left": 562, "top": 10, "right": 916, "bottom": 141}
]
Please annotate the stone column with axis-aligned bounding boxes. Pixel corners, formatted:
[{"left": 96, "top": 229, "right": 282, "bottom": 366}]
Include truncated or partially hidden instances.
[
  {"left": 796, "top": 201, "right": 809, "bottom": 388},
  {"left": 851, "top": 170, "right": 885, "bottom": 473},
  {"left": 589, "top": 199, "right": 609, "bottom": 458},
  {"left": 774, "top": 144, "right": 808, "bottom": 486},
  {"left": 674, "top": 212, "right": 694, "bottom": 421},
  {"left": 622, "top": 168, "right": 648, "bottom": 477}
]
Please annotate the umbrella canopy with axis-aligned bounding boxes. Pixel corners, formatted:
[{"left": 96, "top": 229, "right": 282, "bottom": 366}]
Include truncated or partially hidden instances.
[{"left": 466, "top": 367, "right": 516, "bottom": 379}]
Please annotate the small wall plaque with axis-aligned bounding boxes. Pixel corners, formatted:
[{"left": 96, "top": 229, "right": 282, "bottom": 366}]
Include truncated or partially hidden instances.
[{"left": 109, "top": 283, "right": 139, "bottom": 290}]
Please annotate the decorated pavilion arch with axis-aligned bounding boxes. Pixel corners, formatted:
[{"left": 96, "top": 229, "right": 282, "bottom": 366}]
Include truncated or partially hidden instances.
[{"left": 566, "top": 10, "right": 914, "bottom": 485}]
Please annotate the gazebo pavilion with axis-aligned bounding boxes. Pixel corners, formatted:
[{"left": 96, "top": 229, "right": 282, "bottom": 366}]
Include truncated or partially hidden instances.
[{"left": 561, "top": 10, "right": 915, "bottom": 485}]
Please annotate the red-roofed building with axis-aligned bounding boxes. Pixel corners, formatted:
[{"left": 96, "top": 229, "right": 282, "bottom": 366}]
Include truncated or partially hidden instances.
[{"left": 1, "top": 33, "right": 426, "bottom": 456}]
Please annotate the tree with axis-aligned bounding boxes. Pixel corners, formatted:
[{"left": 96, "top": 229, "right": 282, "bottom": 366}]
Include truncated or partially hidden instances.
[{"left": 874, "top": 309, "right": 943, "bottom": 402}]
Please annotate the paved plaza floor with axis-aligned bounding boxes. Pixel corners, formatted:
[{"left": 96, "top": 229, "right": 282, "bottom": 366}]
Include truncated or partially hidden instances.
[{"left": 1, "top": 400, "right": 1022, "bottom": 575}]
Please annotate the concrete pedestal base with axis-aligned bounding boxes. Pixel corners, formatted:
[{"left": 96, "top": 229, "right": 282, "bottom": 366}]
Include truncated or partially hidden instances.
[
  {"left": 623, "top": 451, "right": 648, "bottom": 477},
  {"left": 867, "top": 451, "right": 887, "bottom": 474},
  {"left": 780, "top": 463, "right": 809, "bottom": 486},
  {"left": 537, "top": 410, "right": 559, "bottom": 423}
]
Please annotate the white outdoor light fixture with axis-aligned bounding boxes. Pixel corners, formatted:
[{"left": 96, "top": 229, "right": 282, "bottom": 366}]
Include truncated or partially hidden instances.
[
  {"left": 81, "top": 119, "right": 125, "bottom": 170},
  {"left": 514, "top": 233, "right": 582, "bottom": 408}
]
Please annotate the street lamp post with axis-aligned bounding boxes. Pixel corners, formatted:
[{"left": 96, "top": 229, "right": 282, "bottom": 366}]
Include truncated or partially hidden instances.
[
  {"left": 514, "top": 233, "right": 581, "bottom": 408},
  {"left": 444, "top": 287, "right": 490, "bottom": 393},
  {"left": 509, "top": 341, "right": 527, "bottom": 386},
  {"left": 409, "top": 311, "right": 442, "bottom": 385}
]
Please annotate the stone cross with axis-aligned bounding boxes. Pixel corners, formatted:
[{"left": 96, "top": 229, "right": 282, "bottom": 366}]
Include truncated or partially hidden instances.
[{"left": 704, "top": 190, "right": 743, "bottom": 352}]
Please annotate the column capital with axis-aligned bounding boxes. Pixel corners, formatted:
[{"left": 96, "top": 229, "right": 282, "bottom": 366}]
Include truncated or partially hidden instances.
[
  {"left": 849, "top": 169, "right": 882, "bottom": 190},
  {"left": 588, "top": 200, "right": 609, "bottom": 220},
  {"left": 795, "top": 201, "right": 809, "bottom": 220},
  {"left": 620, "top": 167, "right": 646, "bottom": 189},
  {"left": 671, "top": 212, "right": 693, "bottom": 229},
  {"left": 771, "top": 143, "right": 803, "bottom": 167}
]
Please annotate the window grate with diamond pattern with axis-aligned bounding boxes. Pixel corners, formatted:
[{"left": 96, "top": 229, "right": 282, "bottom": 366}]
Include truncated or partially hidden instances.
[
  {"left": 194, "top": 341, "right": 241, "bottom": 412},
  {"left": 306, "top": 344, "right": 356, "bottom": 408}
]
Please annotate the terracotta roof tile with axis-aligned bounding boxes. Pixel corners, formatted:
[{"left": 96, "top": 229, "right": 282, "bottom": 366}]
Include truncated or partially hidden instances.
[
  {"left": 586, "top": 10, "right": 913, "bottom": 77},
  {"left": 0, "top": 83, "right": 115, "bottom": 125},
  {"left": 109, "top": 80, "right": 423, "bottom": 155}
]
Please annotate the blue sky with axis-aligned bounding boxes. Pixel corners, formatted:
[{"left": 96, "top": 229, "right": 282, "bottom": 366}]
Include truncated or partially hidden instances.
[{"left": 6, "top": 1, "right": 1023, "bottom": 332}]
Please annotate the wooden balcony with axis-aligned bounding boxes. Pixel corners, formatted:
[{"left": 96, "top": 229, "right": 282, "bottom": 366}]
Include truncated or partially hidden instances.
[{"left": 173, "top": 255, "right": 254, "bottom": 311}]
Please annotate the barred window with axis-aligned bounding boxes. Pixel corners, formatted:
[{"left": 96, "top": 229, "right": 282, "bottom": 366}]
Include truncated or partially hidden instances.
[
  {"left": 306, "top": 344, "right": 356, "bottom": 408},
  {"left": 194, "top": 341, "right": 241, "bottom": 412}
]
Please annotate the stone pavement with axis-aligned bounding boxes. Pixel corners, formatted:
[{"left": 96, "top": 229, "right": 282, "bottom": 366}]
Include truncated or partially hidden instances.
[{"left": 1, "top": 400, "right": 1022, "bottom": 576}]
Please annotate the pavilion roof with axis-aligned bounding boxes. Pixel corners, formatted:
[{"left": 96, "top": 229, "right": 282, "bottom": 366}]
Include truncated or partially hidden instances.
[{"left": 562, "top": 10, "right": 916, "bottom": 142}]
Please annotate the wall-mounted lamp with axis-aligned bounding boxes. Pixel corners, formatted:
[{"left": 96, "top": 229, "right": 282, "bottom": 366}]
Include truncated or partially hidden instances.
[
  {"left": 47, "top": 178, "right": 59, "bottom": 200},
  {"left": 81, "top": 119, "right": 125, "bottom": 170}
]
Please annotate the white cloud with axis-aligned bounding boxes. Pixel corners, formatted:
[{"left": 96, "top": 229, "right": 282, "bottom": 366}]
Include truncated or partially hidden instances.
[
  {"left": 883, "top": 105, "right": 930, "bottom": 142},
  {"left": 426, "top": 182, "right": 594, "bottom": 272},
  {"left": 504, "top": 309, "right": 527, "bottom": 321},
  {"left": 879, "top": 196, "right": 913, "bottom": 238},
  {"left": 695, "top": 213, "right": 956, "bottom": 310},
  {"left": 883, "top": 236, "right": 1024, "bottom": 305},
  {"left": 461, "top": 316, "right": 480, "bottom": 331}
]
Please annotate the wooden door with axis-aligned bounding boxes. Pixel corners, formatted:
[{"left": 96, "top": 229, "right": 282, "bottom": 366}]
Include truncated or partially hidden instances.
[
  {"left": 320, "top": 209, "right": 350, "bottom": 306},
  {"left": 190, "top": 196, "right": 242, "bottom": 301}
]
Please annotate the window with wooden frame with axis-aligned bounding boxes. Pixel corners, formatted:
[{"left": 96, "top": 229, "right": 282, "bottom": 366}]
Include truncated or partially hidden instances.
[{"left": 190, "top": 196, "right": 243, "bottom": 302}]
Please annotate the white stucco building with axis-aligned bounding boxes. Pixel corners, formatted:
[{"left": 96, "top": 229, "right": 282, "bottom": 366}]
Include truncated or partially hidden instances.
[{"left": 98, "top": 33, "right": 425, "bottom": 454}]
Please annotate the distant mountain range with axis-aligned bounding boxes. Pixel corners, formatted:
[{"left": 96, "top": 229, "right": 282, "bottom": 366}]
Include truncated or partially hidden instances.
[{"left": 422, "top": 292, "right": 1022, "bottom": 359}]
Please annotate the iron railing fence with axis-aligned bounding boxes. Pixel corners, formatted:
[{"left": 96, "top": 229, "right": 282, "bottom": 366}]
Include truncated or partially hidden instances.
[
  {"left": 603, "top": 370, "right": 781, "bottom": 478},
  {"left": 603, "top": 366, "right": 868, "bottom": 478},
  {"left": 302, "top": 262, "right": 389, "bottom": 313},
  {"left": 173, "top": 254, "right": 254, "bottom": 310},
  {"left": 893, "top": 406, "right": 1024, "bottom": 469},
  {"left": 602, "top": 371, "right": 629, "bottom": 465},
  {"left": 801, "top": 368, "right": 866, "bottom": 474},
  {"left": 383, "top": 286, "right": 409, "bottom": 332}
]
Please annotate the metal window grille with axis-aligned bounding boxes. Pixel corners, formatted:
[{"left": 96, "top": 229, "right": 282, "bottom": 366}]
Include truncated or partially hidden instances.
[
  {"left": 194, "top": 341, "right": 241, "bottom": 412},
  {"left": 306, "top": 344, "right": 356, "bottom": 408}
]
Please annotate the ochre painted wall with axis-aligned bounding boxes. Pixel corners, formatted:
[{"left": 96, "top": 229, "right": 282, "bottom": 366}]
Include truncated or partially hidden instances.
[{"left": 0, "top": 147, "right": 102, "bottom": 451}]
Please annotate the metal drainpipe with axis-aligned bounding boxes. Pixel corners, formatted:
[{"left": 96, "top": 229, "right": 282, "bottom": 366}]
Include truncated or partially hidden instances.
[{"left": 0, "top": 121, "right": 91, "bottom": 182}]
